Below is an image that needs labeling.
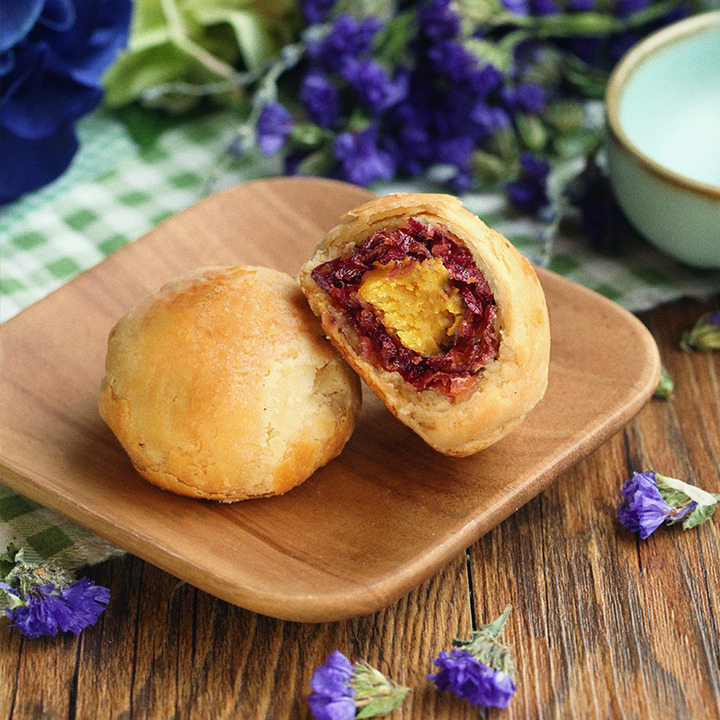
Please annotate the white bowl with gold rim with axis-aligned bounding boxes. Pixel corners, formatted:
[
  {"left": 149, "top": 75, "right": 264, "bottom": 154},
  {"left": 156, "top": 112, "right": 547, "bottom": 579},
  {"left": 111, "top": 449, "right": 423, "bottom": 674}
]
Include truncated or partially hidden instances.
[{"left": 605, "top": 11, "right": 720, "bottom": 268}]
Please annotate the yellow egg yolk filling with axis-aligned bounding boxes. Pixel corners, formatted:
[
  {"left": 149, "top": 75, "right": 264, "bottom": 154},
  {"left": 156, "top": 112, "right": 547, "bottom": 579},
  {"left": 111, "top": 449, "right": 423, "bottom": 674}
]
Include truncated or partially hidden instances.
[{"left": 357, "top": 257, "right": 467, "bottom": 356}]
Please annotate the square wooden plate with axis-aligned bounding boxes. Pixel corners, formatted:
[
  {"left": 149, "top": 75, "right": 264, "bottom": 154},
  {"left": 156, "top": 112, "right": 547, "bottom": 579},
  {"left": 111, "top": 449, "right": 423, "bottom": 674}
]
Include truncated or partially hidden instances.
[{"left": 0, "top": 178, "right": 661, "bottom": 621}]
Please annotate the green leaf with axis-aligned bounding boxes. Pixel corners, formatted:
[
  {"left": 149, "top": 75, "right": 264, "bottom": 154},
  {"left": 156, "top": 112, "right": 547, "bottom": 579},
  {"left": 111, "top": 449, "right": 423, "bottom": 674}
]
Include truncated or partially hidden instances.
[
  {"left": 551, "top": 127, "right": 602, "bottom": 160},
  {"left": 657, "top": 474, "right": 720, "bottom": 509},
  {"left": 373, "top": 10, "right": 417, "bottom": 66},
  {"left": 464, "top": 37, "right": 514, "bottom": 73},
  {"left": 682, "top": 500, "right": 720, "bottom": 531},
  {"left": 0, "top": 543, "right": 21, "bottom": 581},
  {"left": 103, "top": 45, "right": 196, "bottom": 107},
  {"left": 471, "top": 149, "right": 513, "bottom": 185},
  {"left": 355, "top": 691, "right": 409, "bottom": 718},
  {"left": 515, "top": 114, "right": 548, "bottom": 153},
  {"left": 654, "top": 365, "right": 674, "bottom": 399},
  {"left": 296, "top": 148, "right": 336, "bottom": 176}
]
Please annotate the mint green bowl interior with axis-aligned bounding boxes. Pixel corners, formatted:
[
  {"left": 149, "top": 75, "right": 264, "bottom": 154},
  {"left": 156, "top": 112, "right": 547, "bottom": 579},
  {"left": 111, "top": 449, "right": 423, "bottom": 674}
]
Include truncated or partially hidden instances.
[
  {"left": 619, "top": 21, "right": 720, "bottom": 187},
  {"left": 606, "top": 12, "right": 720, "bottom": 268}
]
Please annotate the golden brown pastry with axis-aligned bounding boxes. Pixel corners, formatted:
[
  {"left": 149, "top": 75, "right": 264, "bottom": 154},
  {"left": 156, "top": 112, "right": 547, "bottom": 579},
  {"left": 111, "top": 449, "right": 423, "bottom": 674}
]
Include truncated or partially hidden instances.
[
  {"left": 99, "top": 265, "right": 361, "bottom": 501},
  {"left": 299, "top": 193, "right": 550, "bottom": 457}
]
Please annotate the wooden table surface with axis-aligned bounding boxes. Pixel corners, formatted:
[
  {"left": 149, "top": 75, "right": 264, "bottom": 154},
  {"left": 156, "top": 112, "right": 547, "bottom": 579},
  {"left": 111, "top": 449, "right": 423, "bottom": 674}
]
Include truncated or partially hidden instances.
[{"left": 1, "top": 294, "right": 718, "bottom": 720}]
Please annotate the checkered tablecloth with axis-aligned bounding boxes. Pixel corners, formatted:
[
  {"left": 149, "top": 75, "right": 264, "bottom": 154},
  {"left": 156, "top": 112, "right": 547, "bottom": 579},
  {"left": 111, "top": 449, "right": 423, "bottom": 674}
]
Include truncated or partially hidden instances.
[{"left": 1, "top": 107, "right": 719, "bottom": 571}]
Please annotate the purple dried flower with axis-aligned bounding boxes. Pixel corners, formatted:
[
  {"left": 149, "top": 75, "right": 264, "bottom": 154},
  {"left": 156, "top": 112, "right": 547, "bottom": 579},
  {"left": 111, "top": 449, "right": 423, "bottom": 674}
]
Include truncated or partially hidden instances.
[
  {"left": 333, "top": 125, "right": 396, "bottom": 186},
  {"left": 500, "top": 0, "right": 531, "bottom": 15},
  {"left": 502, "top": 82, "right": 548, "bottom": 114},
  {"left": 505, "top": 152, "right": 551, "bottom": 215},
  {"left": 1, "top": 577, "right": 110, "bottom": 639},
  {"left": 429, "top": 650, "right": 516, "bottom": 708},
  {"left": 680, "top": 311, "right": 720, "bottom": 351},
  {"left": 532, "top": 0, "right": 560, "bottom": 15},
  {"left": 340, "top": 58, "right": 408, "bottom": 113},
  {"left": 471, "top": 104, "right": 511, "bottom": 135},
  {"left": 257, "top": 102, "right": 293, "bottom": 155},
  {"left": 615, "top": 0, "right": 653, "bottom": 19},
  {"left": 618, "top": 471, "right": 719, "bottom": 539},
  {"left": 309, "top": 651, "right": 356, "bottom": 720},
  {"left": 300, "top": 0, "right": 337, "bottom": 25},
  {"left": 419, "top": 0, "right": 461, "bottom": 39},
  {"left": 301, "top": 71, "right": 340, "bottom": 128},
  {"left": 307, "top": 15, "right": 382, "bottom": 71},
  {"left": 308, "top": 650, "right": 409, "bottom": 720},
  {"left": 429, "top": 606, "right": 517, "bottom": 710},
  {"left": 617, "top": 472, "right": 688, "bottom": 539},
  {"left": 426, "top": 39, "right": 477, "bottom": 80}
]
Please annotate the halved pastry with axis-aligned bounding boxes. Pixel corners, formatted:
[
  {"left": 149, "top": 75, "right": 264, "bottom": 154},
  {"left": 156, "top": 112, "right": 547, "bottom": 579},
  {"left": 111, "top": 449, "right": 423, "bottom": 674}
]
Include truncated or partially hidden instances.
[{"left": 299, "top": 193, "right": 550, "bottom": 457}]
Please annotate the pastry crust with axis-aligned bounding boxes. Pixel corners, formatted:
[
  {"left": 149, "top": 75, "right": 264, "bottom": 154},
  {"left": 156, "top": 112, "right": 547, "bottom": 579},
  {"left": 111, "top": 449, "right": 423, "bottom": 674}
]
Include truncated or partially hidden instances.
[
  {"left": 299, "top": 193, "right": 550, "bottom": 457},
  {"left": 99, "top": 265, "right": 361, "bottom": 501}
]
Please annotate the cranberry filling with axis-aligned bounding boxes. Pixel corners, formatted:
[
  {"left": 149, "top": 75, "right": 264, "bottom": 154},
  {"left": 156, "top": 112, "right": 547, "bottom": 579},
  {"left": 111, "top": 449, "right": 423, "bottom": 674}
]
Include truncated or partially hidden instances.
[{"left": 311, "top": 218, "right": 499, "bottom": 396}]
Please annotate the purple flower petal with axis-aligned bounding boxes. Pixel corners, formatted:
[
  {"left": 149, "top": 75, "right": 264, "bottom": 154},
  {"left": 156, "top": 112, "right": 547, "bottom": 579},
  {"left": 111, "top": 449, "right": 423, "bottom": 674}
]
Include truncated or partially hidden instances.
[
  {"left": 429, "top": 649, "right": 516, "bottom": 709},
  {"left": 308, "top": 694, "right": 356, "bottom": 720},
  {"left": 301, "top": 71, "right": 339, "bottom": 129},
  {"left": 256, "top": 102, "right": 293, "bottom": 155},
  {"left": 2, "top": 577, "right": 110, "bottom": 638},
  {"left": 618, "top": 471, "right": 677, "bottom": 539},
  {"left": 333, "top": 125, "right": 396, "bottom": 186},
  {"left": 308, "top": 651, "right": 356, "bottom": 720}
]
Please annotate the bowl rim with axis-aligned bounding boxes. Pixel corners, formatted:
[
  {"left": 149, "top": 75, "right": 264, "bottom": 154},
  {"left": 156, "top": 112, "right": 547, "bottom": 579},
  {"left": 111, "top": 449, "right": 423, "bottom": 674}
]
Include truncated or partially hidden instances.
[{"left": 605, "top": 10, "right": 720, "bottom": 200}]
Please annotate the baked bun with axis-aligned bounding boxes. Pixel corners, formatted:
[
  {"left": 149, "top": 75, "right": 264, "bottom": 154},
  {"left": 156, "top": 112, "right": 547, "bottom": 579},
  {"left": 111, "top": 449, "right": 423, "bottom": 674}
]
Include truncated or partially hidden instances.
[
  {"left": 299, "top": 193, "right": 550, "bottom": 457},
  {"left": 99, "top": 265, "right": 361, "bottom": 501}
]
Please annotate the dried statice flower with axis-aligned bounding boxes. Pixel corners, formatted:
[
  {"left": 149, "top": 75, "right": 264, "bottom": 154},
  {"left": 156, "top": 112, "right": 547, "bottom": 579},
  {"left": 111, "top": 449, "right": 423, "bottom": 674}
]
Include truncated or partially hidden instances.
[
  {"left": 256, "top": 102, "right": 294, "bottom": 155},
  {"left": 429, "top": 605, "right": 517, "bottom": 709},
  {"left": 618, "top": 471, "right": 720, "bottom": 539},
  {"left": 309, "top": 650, "right": 409, "bottom": 719},
  {"left": 0, "top": 544, "right": 110, "bottom": 639},
  {"left": 680, "top": 311, "right": 720, "bottom": 352}
]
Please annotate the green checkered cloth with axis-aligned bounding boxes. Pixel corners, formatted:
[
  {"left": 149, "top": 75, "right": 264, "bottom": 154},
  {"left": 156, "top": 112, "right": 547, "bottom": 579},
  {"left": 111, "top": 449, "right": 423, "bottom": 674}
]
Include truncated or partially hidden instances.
[{"left": 1, "top": 107, "right": 719, "bottom": 571}]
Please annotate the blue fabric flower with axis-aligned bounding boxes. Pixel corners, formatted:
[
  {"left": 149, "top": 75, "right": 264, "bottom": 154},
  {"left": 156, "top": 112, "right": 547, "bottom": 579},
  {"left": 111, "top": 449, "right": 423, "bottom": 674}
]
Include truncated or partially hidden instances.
[
  {"left": 1, "top": 577, "right": 110, "bottom": 639},
  {"left": 0, "top": 0, "right": 131, "bottom": 204},
  {"left": 617, "top": 471, "right": 695, "bottom": 539},
  {"left": 257, "top": 102, "right": 294, "bottom": 155},
  {"left": 429, "top": 649, "right": 516, "bottom": 709},
  {"left": 308, "top": 650, "right": 356, "bottom": 720},
  {"left": 333, "top": 125, "right": 396, "bottom": 186}
]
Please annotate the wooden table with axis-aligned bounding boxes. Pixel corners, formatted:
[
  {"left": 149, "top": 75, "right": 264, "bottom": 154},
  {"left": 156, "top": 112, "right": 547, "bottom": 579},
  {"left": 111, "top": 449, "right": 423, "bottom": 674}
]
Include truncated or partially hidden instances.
[{"left": 1, "top": 294, "right": 718, "bottom": 719}]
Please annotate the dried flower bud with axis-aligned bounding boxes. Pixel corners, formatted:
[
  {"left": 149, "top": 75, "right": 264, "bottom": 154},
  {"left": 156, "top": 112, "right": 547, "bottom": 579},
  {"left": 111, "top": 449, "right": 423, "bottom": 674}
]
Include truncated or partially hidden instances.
[
  {"left": 429, "top": 606, "right": 517, "bottom": 709},
  {"left": 308, "top": 650, "right": 409, "bottom": 720},
  {"left": 680, "top": 311, "right": 720, "bottom": 352},
  {"left": 617, "top": 471, "right": 720, "bottom": 539},
  {"left": 0, "top": 544, "right": 110, "bottom": 638}
]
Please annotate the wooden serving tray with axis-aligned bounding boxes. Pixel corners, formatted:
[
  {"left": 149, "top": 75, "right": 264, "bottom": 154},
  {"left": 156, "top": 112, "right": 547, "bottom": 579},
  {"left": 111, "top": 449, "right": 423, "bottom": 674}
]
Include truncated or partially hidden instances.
[{"left": 0, "top": 178, "right": 660, "bottom": 622}]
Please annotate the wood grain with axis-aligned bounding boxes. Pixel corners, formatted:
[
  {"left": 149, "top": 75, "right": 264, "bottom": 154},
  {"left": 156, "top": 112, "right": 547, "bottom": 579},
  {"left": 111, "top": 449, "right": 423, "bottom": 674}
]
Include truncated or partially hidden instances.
[
  {"left": 0, "top": 178, "right": 661, "bottom": 622},
  {"left": 0, "top": 280, "right": 718, "bottom": 715}
]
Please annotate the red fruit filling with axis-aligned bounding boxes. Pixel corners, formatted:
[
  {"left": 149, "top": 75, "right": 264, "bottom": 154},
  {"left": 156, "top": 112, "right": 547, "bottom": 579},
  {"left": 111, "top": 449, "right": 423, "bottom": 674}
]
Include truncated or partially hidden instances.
[{"left": 311, "top": 218, "right": 499, "bottom": 397}]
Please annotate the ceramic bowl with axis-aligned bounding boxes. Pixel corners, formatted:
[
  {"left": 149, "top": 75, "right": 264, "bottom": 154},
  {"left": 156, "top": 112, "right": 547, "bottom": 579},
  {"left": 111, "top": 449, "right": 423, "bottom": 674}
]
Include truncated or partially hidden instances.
[{"left": 605, "top": 11, "right": 720, "bottom": 268}]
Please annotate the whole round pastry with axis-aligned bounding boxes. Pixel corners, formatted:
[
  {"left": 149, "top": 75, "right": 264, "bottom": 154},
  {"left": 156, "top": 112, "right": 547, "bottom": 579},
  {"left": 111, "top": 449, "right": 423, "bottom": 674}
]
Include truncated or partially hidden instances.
[
  {"left": 99, "top": 265, "right": 361, "bottom": 501},
  {"left": 299, "top": 193, "right": 550, "bottom": 457}
]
